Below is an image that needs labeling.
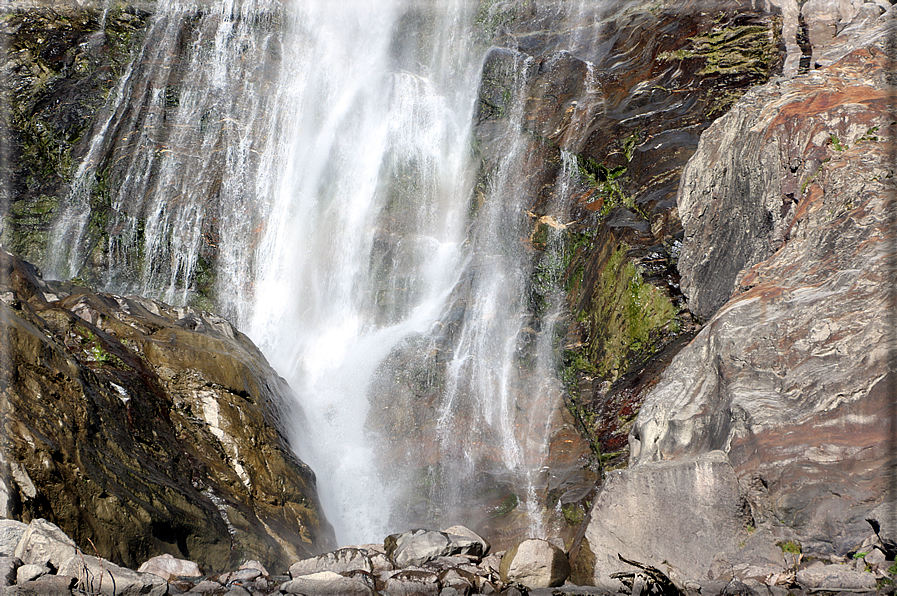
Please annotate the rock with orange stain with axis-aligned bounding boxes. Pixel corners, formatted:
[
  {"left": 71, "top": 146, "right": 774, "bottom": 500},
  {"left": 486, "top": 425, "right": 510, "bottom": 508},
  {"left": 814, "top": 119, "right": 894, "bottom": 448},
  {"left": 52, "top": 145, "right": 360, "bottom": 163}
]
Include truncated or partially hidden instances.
[{"left": 630, "top": 9, "right": 895, "bottom": 559}]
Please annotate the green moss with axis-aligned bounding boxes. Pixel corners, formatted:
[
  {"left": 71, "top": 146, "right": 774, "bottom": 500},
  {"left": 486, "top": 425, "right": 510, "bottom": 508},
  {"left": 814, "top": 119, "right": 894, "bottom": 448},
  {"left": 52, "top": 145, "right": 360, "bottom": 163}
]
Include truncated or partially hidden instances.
[
  {"left": 581, "top": 245, "right": 679, "bottom": 381},
  {"left": 658, "top": 24, "right": 776, "bottom": 76},
  {"left": 490, "top": 492, "right": 519, "bottom": 518},
  {"left": 778, "top": 540, "right": 802, "bottom": 555},
  {"left": 561, "top": 502, "right": 585, "bottom": 526}
]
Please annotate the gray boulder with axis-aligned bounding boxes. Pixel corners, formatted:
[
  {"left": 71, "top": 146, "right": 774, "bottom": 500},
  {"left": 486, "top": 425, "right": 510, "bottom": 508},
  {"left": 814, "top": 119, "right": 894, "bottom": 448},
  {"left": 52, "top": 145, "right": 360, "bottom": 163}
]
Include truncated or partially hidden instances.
[
  {"left": 57, "top": 553, "right": 167, "bottom": 596},
  {"left": 0, "top": 521, "right": 28, "bottom": 558},
  {"left": 383, "top": 569, "right": 440, "bottom": 596},
  {"left": 14, "top": 564, "right": 47, "bottom": 585},
  {"left": 570, "top": 451, "right": 751, "bottom": 587},
  {"left": 3, "top": 574, "right": 76, "bottom": 595},
  {"left": 796, "top": 563, "right": 878, "bottom": 591},
  {"left": 13, "top": 519, "right": 78, "bottom": 570},
  {"left": 499, "top": 539, "right": 570, "bottom": 589},
  {"left": 186, "top": 579, "right": 225, "bottom": 593},
  {"left": 631, "top": 14, "right": 895, "bottom": 557},
  {"left": 0, "top": 557, "right": 21, "bottom": 587},
  {"left": 280, "top": 570, "right": 375, "bottom": 595},
  {"left": 137, "top": 553, "right": 202, "bottom": 580},
  {"left": 443, "top": 526, "right": 491, "bottom": 557},
  {"left": 288, "top": 548, "right": 373, "bottom": 578},
  {"left": 385, "top": 529, "right": 485, "bottom": 567}
]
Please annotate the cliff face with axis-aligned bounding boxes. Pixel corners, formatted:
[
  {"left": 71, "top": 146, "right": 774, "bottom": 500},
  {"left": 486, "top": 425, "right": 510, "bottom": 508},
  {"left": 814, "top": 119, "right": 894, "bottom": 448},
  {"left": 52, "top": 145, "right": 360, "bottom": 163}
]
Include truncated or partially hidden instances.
[
  {"left": 474, "top": 0, "right": 788, "bottom": 472},
  {"left": 571, "top": 2, "right": 895, "bottom": 585},
  {"left": 0, "top": 3, "right": 151, "bottom": 267},
  {"left": 633, "top": 21, "right": 895, "bottom": 553},
  {"left": 0, "top": 248, "right": 336, "bottom": 572}
]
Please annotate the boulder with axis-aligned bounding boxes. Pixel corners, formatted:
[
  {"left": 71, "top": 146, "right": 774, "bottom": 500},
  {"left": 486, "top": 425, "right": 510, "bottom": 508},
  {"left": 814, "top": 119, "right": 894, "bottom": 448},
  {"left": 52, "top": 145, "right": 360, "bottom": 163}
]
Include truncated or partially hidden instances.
[
  {"left": 443, "top": 526, "right": 491, "bottom": 557},
  {"left": 0, "top": 557, "right": 21, "bottom": 587},
  {"left": 385, "top": 529, "right": 485, "bottom": 567},
  {"left": 0, "top": 249, "right": 336, "bottom": 571},
  {"left": 3, "top": 574, "right": 76, "bottom": 596},
  {"left": 237, "top": 560, "right": 269, "bottom": 575},
  {"left": 500, "top": 539, "right": 570, "bottom": 589},
  {"left": 382, "top": 568, "right": 440, "bottom": 596},
  {"left": 570, "top": 451, "right": 752, "bottom": 586},
  {"left": 57, "top": 553, "right": 168, "bottom": 596},
  {"left": 219, "top": 567, "right": 260, "bottom": 585},
  {"left": 138, "top": 553, "right": 202, "bottom": 580},
  {"left": 13, "top": 519, "right": 78, "bottom": 569},
  {"left": 279, "top": 570, "right": 375, "bottom": 595},
  {"left": 186, "top": 579, "right": 226, "bottom": 593},
  {"left": 0, "top": 521, "right": 28, "bottom": 557},
  {"left": 796, "top": 563, "right": 879, "bottom": 591},
  {"left": 438, "top": 567, "right": 476, "bottom": 593},
  {"left": 14, "top": 564, "right": 47, "bottom": 584},
  {"left": 288, "top": 548, "right": 373, "bottom": 577}
]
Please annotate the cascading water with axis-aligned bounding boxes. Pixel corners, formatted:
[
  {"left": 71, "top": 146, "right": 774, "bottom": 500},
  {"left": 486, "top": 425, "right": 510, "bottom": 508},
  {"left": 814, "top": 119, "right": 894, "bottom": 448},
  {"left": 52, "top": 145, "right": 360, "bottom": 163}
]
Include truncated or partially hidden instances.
[{"left": 45, "top": 0, "right": 594, "bottom": 545}]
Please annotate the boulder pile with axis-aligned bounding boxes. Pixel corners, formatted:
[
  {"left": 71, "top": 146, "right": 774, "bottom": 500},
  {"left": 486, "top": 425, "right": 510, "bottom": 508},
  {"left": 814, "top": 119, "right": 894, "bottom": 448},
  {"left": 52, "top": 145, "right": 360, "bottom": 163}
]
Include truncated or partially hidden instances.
[{"left": 1, "top": 518, "right": 895, "bottom": 595}]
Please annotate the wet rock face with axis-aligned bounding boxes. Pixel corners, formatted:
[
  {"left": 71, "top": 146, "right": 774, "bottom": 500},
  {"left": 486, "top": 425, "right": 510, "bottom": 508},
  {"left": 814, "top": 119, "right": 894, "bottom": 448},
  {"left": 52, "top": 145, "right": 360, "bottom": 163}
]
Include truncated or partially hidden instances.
[
  {"left": 631, "top": 12, "right": 895, "bottom": 557},
  {"left": 0, "top": 4, "right": 151, "bottom": 265},
  {"left": 0, "top": 249, "right": 335, "bottom": 572},
  {"left": 475, "top": 0, "right": 786, "bottom": 470}
]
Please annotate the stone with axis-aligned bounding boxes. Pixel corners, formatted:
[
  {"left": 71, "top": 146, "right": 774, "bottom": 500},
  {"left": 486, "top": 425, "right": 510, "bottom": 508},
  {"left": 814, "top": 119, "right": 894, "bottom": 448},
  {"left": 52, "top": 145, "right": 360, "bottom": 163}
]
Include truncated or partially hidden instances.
[
  {"left": 528, "top": 588, "right": 610, "bottom": 596},
  {"left": 630, "top": 15, "right": 896, "bottom": 557},
  {"left": 58, "top": 553, "right": 168, "bottom": 596},
  {"left": 864, "top": 548, "right": 886, "bottom": 568},
  {"left": 15, "top": 564, "right": 47, "bottom": 584},
  {"left": 219, "top": 567, "right": 260, "bottom": 585},
  {"left": 499, "top": 539, "right": 570, "bottom": 589},
  {"left": 0, "top": 521, "right": 28, "bottom": 557},
  {"left": 0, "top": 249, "right": 336, "bottom": 572},
  {"left": 438, "top": 567, "right": 476, "bottom": 593},
  {"left": 796, "top": 564, "right": 879, "bottom": 591},
  {"left": 279, "top": 570, "right": 376, "bottom": 595},
  {"left": 443, "top": 526, "right": 491, "bottom": 557},
  {"left": 3, "top": 574, "right": 76, "bottom": 596},
  {"left": 237, "top": 560, "right": 268, "bottom": 575},
  {"left": 288, "top": 548, "right": 373, "bottom": 577},
  {"left": 138, "top": 553, "right": 203, "bottom": 579},
  {"left": 385, "top": 529, "right": 485, "bottom": 568},
  {"left": 0, "top": 557, "right": 21, "bottom": 587},
  {"left": 13, "top": 519, "right": 78, "bottom": 569},
  {"left": 570, "top": 452, "right": 752, "bottom": 587},
  {"left": 187, "top": 579, "right": 226, "bottom": 594},
  {"left": 383, "top": 568, "right": 440, "bottom": 596}
]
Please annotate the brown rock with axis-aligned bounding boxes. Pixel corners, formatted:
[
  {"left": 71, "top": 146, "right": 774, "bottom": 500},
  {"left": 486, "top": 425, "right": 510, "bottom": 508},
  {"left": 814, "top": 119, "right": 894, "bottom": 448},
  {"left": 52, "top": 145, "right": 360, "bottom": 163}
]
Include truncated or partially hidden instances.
[{"left": 0, "top": 249, "right": 335, "bottom": 572}]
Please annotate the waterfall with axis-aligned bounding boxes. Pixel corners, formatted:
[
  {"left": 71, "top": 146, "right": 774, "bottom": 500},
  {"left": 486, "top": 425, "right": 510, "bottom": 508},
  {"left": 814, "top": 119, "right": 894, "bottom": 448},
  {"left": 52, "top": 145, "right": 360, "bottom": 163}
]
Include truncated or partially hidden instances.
[{"left": 46, "top": 0, "right": 589, "bottom": 545}]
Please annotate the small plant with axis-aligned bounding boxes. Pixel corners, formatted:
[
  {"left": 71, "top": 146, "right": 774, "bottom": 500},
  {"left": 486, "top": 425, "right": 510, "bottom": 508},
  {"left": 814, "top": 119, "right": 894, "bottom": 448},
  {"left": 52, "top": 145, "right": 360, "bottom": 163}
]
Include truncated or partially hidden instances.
[
  {"left": 888, "top": 562, "right": 897, "bottom": 576},
  {"left": 853, "top": 551, "right": 869, "bottom": 559},
  {"left": 829, "top": 134, "right": 847, "bottom": 151},
  {"left": 779, "top": 540, "right": 802, "bottom": 554}
]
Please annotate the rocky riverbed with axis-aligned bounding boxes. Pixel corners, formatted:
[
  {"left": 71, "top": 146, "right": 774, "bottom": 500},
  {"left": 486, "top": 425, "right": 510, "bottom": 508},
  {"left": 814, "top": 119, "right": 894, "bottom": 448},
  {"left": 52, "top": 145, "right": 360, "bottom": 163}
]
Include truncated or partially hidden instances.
[{"left": 1, "top": 517, "right": 895, "bottom": 595}]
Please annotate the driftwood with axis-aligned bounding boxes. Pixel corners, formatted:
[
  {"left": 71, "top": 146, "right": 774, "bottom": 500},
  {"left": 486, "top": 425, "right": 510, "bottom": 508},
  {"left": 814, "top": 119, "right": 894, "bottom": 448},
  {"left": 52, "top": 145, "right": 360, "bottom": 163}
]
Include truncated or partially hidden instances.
[{"left": 610, "top": 555, "right": 683, "bottom": 596}]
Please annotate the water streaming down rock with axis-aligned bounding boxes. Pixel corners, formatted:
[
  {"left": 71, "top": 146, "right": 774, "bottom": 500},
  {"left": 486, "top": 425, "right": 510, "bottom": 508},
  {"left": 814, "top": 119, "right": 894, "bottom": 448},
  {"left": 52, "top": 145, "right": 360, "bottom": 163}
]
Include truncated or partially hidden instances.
[
  {"left": 42, "top": 0, "right": 595, "bottom": 546},
  {"left": 47, "top": 0, "right": 288, "bottom": 313}
]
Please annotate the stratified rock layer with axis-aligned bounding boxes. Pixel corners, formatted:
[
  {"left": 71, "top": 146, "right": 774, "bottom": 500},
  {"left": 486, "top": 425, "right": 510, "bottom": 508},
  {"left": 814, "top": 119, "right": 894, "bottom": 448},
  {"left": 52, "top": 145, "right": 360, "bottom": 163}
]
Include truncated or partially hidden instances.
[
  {"left": 0, "top": 249, "right": 335, "bottom": 572},
  {"left": 631, "top": 12, "right": 895, "bottom": 558}
]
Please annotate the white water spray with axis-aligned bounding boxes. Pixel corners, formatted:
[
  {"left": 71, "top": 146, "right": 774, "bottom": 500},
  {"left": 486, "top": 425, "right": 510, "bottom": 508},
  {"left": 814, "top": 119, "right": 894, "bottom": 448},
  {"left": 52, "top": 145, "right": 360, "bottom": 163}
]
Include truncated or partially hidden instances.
[{"left": 46, "top": 0, "right": 588, "bottom": 546}]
